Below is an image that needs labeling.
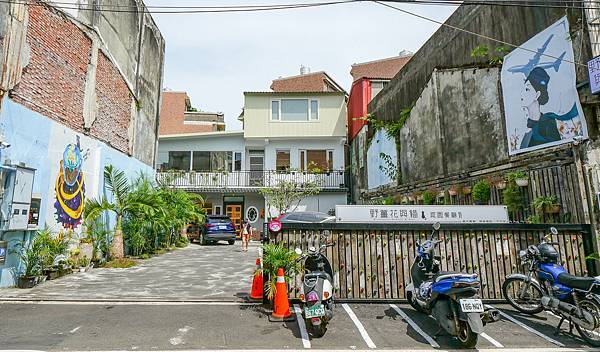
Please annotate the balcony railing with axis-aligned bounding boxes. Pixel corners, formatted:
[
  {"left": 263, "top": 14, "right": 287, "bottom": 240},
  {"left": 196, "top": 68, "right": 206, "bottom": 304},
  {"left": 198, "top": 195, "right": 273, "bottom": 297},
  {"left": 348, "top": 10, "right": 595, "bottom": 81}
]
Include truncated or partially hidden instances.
[{"left": 156, "top": 170, "right": 347, "bottom": 191}]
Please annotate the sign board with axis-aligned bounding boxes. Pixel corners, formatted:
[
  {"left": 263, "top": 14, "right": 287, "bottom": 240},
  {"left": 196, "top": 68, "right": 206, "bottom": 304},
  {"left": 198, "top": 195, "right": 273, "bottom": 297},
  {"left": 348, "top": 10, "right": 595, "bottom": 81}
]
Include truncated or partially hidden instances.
[
  {"left": 268, "top": 220, "right": 282, "bottom": 232},
  {"left": 0, "top": 241, "right": 6, "bottom": 265},
  {"left": 335, "top": 205, "right": 509, "bottom": 224},
  {"left": 589, "top": 56, "right": 600, "bottom": 94}
]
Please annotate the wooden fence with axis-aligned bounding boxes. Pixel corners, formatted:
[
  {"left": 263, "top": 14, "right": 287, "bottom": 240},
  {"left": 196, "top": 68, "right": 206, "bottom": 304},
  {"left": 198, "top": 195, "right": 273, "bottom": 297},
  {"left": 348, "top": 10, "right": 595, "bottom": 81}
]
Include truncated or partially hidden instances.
[{"left": 274, "top": 223, "right": 596, "bottom": 301}]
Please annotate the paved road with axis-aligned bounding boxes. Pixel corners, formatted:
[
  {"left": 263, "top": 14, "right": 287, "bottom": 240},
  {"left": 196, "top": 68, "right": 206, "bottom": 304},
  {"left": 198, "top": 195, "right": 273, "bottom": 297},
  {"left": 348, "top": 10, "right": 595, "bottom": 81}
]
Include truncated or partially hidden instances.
[
  {"left": 0, "top": 242, "right": 258, "bottom": 301},
  {"left": 0, "top": 301, "right": 597, "bottom": 351}
]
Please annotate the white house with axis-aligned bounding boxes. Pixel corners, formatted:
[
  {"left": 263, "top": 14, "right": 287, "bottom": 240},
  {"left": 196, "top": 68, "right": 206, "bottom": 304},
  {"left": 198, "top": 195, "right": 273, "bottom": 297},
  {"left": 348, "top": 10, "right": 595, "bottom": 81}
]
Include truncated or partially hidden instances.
[{"left": 156, "top": 71, "right": 349, "bottom": 232}]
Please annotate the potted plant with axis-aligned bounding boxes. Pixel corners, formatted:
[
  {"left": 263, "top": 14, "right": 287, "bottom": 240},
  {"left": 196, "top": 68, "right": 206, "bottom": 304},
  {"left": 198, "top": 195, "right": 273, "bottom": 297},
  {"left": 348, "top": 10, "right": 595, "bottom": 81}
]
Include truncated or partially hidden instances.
[
  {"left": 472, "top": 180, "right": 491, "bottom": 205},
  {"left": 502, "top": 177, "right": 523, "bottom": 212},
  {"left": 490, "top": 176, "right": 506, "bottom": 190},
  {"left": 507, "top": 170, "right": 529, "bottom": 187},
  {"left": 14, "top": 234, "right": 45, "bottom": 288},
  {"left": 533, "top": 196, "right": 560, "bottom": 214},
  {"left": 448, "top": 184, "right": 462, "bottom": 196},
  {"left": 257, "top": 243, "right": 301, "bottom": 302},
  {"left": 462, "top": 185, "right": 472, "bottom": 195},
  {"left": 422, "top": 189, "right": 436, "bottom": 205}
]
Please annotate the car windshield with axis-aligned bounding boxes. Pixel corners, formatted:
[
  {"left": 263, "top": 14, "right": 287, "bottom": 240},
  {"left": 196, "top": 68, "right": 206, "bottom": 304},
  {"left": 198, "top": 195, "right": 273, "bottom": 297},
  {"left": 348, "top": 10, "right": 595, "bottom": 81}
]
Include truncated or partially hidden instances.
[{"left": 208, "top": 217, "right": 231, "bottom": 224}]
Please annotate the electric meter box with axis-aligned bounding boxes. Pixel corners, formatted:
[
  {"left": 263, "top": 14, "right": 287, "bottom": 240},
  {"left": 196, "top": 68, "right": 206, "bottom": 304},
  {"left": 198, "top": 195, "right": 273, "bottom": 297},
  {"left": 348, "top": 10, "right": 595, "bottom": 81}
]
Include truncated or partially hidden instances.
[{"left": 3, "top": 166, "right": 35, "bottom": 231}]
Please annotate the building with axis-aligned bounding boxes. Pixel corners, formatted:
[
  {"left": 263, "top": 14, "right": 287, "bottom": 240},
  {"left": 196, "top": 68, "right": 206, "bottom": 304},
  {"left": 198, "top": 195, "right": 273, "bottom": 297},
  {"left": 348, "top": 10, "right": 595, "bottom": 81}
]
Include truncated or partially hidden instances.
[
  {"left": 159, "top": 91, "right": 225, "bottom": 136},
  {"left": 157, "top": 71, "right": 348, "bottom": 232},
  {"left": 346, "top": 54, "right": 412, "bottom": 201},
  {"left": 353, "top": 3, "right": 600, "bottom": 229},
  {"left": 0, "top": 1, "right": 164, "bottom": 287}
]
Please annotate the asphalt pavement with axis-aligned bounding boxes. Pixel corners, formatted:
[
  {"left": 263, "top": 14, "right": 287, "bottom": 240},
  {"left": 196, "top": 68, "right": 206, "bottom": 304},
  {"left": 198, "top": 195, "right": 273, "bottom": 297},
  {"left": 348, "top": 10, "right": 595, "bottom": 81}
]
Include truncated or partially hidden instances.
[{"left": 1, "top": 301, "right": 599, "bottom": 351}]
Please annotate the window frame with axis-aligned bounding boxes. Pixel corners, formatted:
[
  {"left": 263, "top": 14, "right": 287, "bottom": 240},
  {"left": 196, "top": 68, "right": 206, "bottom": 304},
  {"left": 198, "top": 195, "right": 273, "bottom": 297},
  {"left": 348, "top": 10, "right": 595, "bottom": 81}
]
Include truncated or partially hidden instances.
[
  {"left": 275, "top": 149, "right": 291, "bottom": 172},
  {"left": 270, "top": 98, "right": 319, "bottom": 122},
  {"left": 299, "top": 149, "right": 334, "bottom": 171}
]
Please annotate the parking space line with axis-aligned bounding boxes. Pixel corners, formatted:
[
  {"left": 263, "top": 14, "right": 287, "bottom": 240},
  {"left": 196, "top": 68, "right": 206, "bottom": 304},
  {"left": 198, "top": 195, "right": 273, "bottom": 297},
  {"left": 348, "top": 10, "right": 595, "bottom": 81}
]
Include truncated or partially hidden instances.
[
  {"left": 486, "top": 305, "right": 565, "bottom": 347},
  {"left": 293, "top": 304, "right": 311, "bottom": 349},
  {"left": 342, "top": 303, "right": 377, "bottom": 349},
  {"left": 389, "top": 304, "right": 440, "bottom": 349},
  {"left": 480, "top": 332, "right": 503, "bottom": 348}
]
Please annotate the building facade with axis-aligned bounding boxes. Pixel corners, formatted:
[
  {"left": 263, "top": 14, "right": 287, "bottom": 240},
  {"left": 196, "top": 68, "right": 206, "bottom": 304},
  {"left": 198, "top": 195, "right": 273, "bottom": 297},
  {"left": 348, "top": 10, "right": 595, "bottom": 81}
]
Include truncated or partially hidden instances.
[
  {"left": 158, "top": 72, "right": 348, "bottom": 232},
  {"left": 159, "top": 91, "right": 225, "bottom": 136},
  {"left": 0, "top": 1, "right": 164, "bottom": 287}
]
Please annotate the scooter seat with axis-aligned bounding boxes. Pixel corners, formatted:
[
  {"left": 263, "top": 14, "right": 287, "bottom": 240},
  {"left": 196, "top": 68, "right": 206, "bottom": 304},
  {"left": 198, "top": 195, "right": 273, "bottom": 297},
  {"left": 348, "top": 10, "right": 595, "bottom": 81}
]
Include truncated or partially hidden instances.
[
  {"left": 557, "top": 272, "right": 598, "bottom": 291},
  {"left": 305, "top": 272, "right": 332, "bottom": 282},
  {"left": 434, "top": 272, "right": 477, "bottom": 283}
]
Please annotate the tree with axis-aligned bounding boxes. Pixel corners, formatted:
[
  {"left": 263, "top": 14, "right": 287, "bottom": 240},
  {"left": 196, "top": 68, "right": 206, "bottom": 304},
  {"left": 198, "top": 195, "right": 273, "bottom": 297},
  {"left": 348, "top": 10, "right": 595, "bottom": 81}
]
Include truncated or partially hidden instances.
[
  {"left": 260, "top": 180, "right": 320, "bottom": 217},
  {"left": 84, "top": 165, "right": 158, "bottom": 259}
]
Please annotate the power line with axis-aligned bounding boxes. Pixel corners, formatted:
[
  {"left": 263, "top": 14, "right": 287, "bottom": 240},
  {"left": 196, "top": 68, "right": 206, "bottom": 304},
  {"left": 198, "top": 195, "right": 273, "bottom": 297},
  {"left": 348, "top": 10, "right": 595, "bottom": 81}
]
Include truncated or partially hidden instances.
[
  {"left": 373, "top": 0, "right": 588, "bottom": 67},
  {"left": 382, "top": 0, "right": 600, "bottom": 11}
]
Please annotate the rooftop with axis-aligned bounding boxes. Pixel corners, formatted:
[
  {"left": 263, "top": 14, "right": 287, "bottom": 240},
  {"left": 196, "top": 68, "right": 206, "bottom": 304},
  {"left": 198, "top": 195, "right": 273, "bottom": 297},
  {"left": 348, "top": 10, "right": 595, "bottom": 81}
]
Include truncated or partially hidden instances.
[
  {"left": 270, "top": 71, "right": 346, "bottom": 93},
  {"left": 350, "top": 55, "right": 412, "bottom": 82}
]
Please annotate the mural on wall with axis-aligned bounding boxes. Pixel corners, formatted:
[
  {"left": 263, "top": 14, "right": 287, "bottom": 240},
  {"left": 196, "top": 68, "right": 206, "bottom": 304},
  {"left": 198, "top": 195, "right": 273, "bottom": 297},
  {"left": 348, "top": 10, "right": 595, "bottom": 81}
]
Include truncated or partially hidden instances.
[
  {"left": 54, "top": 136, "right": 86, "bottom": 230},
  {"left": 501, "top": 16, "right": 587, "bottom": 155}
]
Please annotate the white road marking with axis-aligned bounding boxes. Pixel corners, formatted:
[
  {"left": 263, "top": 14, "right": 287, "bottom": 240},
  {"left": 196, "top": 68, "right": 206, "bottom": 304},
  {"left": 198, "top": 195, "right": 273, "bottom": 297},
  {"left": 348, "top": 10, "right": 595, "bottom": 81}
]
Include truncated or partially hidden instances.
[
  {"left": 7, "top": 349, "right": 587, "bottom": 352},
  {"left": 342, "top": 303, "right": 377, "bottom": 349},
  {"left": 480, "top": 332, "right": 503, "bottom": 348},
  {"left": 169, "top": 326, "right": 194, "bottom": 346},
  {"left": 293, "top": 304, "right": 311, "bottom": 349},
  {"left": 69, "top": 326, "right": 81, "bottom": 334},
  {"left": 389, "top": 304, "right": 440, "bottom": 349},
  {"left": 487, "top": 305, "right": 565, "bottom": 347},
  {"left": 0, "top": 300, "right": 260, "bottom": 306}
]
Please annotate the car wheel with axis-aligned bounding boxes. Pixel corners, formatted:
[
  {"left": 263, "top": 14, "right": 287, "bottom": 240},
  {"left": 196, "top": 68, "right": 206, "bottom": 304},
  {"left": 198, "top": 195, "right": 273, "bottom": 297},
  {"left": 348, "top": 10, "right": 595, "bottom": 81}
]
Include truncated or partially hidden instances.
[
  {"left": 228, "top": 240, "right": 235, "bottom": 245},
  {"left": 200, "top": 233, "right": 207, "bottom": 245}
]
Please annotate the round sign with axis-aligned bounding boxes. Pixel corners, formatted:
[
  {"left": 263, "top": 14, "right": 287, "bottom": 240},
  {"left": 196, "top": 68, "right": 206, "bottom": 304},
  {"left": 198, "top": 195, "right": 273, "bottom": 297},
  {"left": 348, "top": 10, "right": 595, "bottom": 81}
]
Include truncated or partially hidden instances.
[{"left": 268, "top": 220, "right": 282, "bottom": 232}]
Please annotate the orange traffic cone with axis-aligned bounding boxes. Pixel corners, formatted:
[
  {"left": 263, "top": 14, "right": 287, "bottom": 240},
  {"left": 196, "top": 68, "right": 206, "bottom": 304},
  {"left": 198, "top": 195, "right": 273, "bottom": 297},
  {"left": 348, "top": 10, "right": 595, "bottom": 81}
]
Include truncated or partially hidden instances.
[
  {"left": 269, "top": 267, "right": 295, "bottom": 322},
  {"left": 249, "top": 258, "right": 263, "bottom": 301}
]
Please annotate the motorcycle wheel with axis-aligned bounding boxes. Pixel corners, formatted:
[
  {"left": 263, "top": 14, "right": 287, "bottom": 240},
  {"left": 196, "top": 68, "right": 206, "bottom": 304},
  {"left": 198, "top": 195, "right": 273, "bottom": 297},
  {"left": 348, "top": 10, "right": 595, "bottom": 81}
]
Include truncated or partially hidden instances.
[
  {"left": 575, "top": 297, "right": 600, "bottom": 347},
  {"left": 456, "top": 321, "right": 478, "bottom": 349},
  {"left": 502, "top": 277, "right": 544, "bottom": 314},
  {"left": 309, "top": 321, "right": 327, "bottom": 338},
  {"left": 407, "top": 291, "right": 425, "bottom": 313}
]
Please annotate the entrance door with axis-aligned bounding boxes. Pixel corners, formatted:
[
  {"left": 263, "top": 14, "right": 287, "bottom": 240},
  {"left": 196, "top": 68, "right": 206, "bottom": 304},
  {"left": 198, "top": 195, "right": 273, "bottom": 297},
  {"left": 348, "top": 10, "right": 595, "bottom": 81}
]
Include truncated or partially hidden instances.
[
  {"left": 249, "top": 150, "right": 264, "bottom": 186},
  {"left": 226, "top": 204, "right": 243, "bottom": 236}
]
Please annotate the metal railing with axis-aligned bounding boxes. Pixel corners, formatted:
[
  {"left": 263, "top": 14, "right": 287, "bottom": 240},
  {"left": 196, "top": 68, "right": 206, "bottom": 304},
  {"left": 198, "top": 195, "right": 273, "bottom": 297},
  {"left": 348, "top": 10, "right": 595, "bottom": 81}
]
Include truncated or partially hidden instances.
[
  {"left": 156, "top": 170, "right": 347, "bottom": 190},
  {"left": 273, "top": 222, "right": 596, "bottom": 302}
]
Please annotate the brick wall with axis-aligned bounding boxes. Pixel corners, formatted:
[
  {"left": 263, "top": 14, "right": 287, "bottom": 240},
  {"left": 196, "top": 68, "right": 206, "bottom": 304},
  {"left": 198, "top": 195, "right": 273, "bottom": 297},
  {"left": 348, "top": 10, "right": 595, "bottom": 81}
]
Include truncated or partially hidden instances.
[
  {"left": 159, "top": 91, "right": 217, "bottom": 135},
  {"left": 9, "top": 2, "right": 134, "bottom": 155},
  {"left": 92, "top": 51, "right": 132, "bottom": 153},
  {"left": 11, "top": 3, "right": 90, "bottom": 131}
]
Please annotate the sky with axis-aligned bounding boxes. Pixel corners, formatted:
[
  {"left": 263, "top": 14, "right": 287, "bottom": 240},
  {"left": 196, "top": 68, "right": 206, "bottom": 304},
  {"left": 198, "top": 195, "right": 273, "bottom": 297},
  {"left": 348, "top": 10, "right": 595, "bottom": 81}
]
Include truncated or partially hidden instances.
[{"left": 144, "top": 0, "right": 456, "bottom": 130}]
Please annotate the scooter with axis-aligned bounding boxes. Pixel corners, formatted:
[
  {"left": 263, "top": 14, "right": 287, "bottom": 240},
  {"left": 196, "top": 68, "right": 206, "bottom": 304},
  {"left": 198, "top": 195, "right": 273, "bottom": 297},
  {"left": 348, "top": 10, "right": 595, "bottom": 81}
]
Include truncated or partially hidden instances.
[
  {"left": 295, "top": 230, "right": 335, "bottom": 338},
  {"left": 503, "top": 227, "right": 600, "bottom": 346},
  {"left": 406, "top": 223, "right": 499, "bottom": 348}
]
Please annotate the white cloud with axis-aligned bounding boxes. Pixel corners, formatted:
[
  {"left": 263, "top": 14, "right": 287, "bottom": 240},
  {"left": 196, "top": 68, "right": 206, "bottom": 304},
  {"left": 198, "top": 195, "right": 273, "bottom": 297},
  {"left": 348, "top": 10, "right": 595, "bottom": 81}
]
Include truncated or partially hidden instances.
[{"left": 146, "top": 0, "right": 456, "bottom": 129}]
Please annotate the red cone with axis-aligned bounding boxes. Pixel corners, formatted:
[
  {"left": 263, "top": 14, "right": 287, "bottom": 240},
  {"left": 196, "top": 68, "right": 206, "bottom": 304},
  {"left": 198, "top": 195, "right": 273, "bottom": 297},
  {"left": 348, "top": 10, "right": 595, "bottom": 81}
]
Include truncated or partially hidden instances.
[{"left": 249, "top": 258, "right": 263, "bottom": 300}]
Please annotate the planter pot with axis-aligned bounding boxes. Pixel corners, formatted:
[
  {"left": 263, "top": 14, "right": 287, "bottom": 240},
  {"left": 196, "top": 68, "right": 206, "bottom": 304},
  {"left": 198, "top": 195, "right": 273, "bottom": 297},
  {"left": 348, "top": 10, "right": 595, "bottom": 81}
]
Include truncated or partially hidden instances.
[
  {"left": 516, "top": 178, "right": 529, "bottom": 187},
  {"left": 546, "top": 205, "right": 561, "bottom": 214},
  {"left": 496, "top": 181, "right": 507, "bottom": 190},
  {"left": 448, "top": 190, "right": 458, "bottom": 196},
  {"left": 463, "top": 187, "right": 472, "bottom": 195},
  {"left": 79, "top": 267, "right": 86, "bottom": 273},
  {"left": 47, "top": 270, "right": 60, "bottom": 280},
  {"left": 17, "top": 276, "right": 37, "bottom": 289}
]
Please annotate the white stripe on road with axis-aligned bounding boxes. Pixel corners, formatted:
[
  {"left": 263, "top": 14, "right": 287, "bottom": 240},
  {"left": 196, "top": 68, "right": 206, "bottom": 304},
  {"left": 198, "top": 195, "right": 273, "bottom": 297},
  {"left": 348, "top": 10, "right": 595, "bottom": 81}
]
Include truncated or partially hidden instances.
[
  {"left": 69, "top": 326, "right": 81, "bottom": 334},
  {"left": 389, "top": 304, "right": 440, "bottom": 349},
  {"left": 480, "top": 332, "right": 503, "bottom": 348},
  {"left": 342, "top": 303, "right": 377, "bottom": 349},
  {"left": 293, "top": 304, "right": 311, "bottom": 349},
  {"left": 487, "top": 305, "right": 565, "bottom": 347}
]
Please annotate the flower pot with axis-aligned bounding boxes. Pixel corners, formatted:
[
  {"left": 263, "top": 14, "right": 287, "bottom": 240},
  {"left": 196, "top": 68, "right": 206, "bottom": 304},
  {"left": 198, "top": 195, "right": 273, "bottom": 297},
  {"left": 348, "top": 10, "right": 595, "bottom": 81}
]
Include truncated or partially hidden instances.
[
  {"left": 17, "top": 276, "right": 37, "bottom": 289},
  {"left": 79, "top": 267, "right": 86, "bottom": 273},
  {"left": 47, "top": 270, "right": 60, "bottom": 280},
  {"left": 546, "top": 205, "right": 560, "bottom": 214},
  {"left": 463, "top": 187, "right": 471, "bottom": 195},
  {"left": 448, "top": 190, "right": 458, "bottom": 196},
  {"left": 496, "top": 181, "right": 506, "bottom": 190},
  {"left": 516, "top": 178, "right": 529, "bottom": 187}
]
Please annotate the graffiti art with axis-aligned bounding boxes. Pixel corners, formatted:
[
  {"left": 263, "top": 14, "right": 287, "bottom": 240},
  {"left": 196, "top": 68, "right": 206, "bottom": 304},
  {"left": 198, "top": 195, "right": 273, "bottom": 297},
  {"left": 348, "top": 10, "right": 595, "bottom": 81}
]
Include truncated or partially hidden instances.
[{"left": 54, "top": 138, "right": 85, "bottom": 230}]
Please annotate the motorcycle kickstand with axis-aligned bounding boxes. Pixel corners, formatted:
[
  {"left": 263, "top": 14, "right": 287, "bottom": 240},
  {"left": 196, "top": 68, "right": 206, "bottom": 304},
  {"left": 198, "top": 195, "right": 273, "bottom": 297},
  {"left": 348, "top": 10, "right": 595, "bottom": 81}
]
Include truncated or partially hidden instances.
[{"left": 554, "top": 317, "right": 565, "bottom": 336}]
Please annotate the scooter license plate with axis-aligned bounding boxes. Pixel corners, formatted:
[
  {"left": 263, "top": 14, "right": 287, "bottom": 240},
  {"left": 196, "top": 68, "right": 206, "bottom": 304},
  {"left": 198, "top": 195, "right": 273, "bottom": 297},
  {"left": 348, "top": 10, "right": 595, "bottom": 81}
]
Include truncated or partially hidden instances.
[
  {"left": 459, "top": 299, "right": 484, "bottom": 313},
  {"left": 304, "top": 304, "right": 325, "bottom": 318}
]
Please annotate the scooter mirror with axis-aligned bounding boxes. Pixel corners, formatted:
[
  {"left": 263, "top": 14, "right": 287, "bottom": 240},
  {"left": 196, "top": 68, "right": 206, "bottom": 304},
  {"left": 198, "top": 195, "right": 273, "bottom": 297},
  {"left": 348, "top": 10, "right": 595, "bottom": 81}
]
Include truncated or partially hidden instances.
[
  {"left": 550, "top": 227, "right": 558, "bottom": 235},
  {"left": 295, "top": 248, "right": 302, "bottom": 255},
  {"left": 433, "top": 222, "right": 441, "bottom": 231}
]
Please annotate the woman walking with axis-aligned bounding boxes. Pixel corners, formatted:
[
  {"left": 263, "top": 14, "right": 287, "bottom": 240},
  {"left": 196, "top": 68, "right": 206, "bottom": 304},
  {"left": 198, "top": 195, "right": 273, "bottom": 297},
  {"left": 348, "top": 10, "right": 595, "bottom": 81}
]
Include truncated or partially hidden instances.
[{"left": 241, "top": 218, "right": 251, "bottom": 252}]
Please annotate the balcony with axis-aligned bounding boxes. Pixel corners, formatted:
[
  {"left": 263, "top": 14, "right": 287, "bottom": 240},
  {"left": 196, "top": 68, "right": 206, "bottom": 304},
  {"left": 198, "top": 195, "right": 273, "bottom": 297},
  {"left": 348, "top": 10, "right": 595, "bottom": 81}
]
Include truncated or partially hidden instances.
[{"left": 156, "top": 170, "right": 348, "bottom": 192}]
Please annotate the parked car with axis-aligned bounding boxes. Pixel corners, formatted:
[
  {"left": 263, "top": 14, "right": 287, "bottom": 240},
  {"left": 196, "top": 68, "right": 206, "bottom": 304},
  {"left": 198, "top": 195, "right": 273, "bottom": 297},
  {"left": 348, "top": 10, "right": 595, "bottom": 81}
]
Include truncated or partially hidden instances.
[
  {"left": 277, "top": 211, "right": 335, "bottom": 224},
  {"left": 200, "top": 215, "right": 236, "bottom": 245}
]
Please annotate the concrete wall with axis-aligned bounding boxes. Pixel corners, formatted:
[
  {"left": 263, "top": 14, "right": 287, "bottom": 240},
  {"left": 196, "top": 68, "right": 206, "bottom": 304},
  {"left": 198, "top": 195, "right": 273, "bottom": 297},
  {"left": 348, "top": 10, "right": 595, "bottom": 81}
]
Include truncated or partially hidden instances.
[
  {"left": 243, "top": 93, "right": 347, "bottom": 139},
  {"left": 0, "top": 97, "right": 153, "bottom": 287},
  {"left": 296, "top": 193, "right": 347, "bottom": 215},
  {"left": 367, "top": 129, "right": 397, "bottom": 190}
]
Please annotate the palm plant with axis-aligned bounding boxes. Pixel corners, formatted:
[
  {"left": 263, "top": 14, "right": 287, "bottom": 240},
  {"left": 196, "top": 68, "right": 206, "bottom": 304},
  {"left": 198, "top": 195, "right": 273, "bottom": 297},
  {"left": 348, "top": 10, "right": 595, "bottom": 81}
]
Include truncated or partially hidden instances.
[
  {"left": 84, "top": 165, "right": 158, "bottom": 259},
  {"left": 256, "top": 243, "right": 300, "bottom": 300}
]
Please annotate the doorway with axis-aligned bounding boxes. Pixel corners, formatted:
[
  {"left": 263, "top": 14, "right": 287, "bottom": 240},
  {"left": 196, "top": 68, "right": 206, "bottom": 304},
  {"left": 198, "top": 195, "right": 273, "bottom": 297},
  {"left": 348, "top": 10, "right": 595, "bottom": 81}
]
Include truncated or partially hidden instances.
[
  {"left": 224, "top": 195, "right": 244, "bottom": 237},
  {"left": 249, "top": 150, "right": 264, "bottom": 186}
]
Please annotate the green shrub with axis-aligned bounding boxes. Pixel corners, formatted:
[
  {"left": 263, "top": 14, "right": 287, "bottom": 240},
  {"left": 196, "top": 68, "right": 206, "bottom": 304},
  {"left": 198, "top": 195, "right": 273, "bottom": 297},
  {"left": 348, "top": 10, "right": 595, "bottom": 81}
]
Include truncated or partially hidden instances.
[
  {"left": 422, "top": 190, "right": 436, "bottom": 205},
  {"left": 258, "top": 244, "right": 300, "bottom": 300},
  {"left": 472, "top": 180, "right": 491, "bottom": 204},
  {"left": 502, "top": 179, "right": 523, "bottom": 212}
]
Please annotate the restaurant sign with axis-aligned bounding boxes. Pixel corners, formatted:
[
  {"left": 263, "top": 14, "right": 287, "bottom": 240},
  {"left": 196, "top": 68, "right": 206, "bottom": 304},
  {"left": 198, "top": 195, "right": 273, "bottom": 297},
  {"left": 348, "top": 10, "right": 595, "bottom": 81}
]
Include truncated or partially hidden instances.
[{"left": 335, "top": 205, "right": 509, "bottom": 224}]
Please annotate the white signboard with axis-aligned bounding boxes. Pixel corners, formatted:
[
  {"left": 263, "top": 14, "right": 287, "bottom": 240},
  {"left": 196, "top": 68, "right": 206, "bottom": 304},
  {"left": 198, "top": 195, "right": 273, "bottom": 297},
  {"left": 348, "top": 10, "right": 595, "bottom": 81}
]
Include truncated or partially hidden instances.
[
  {"left": 501, "top": 16, "right": 587, "bottom": 155},
  {"left": 335, "top": 205, "right": 509, "bottom": 224},
  {"left": 588, "top": 56, "right": 600, "bottom": 94}
]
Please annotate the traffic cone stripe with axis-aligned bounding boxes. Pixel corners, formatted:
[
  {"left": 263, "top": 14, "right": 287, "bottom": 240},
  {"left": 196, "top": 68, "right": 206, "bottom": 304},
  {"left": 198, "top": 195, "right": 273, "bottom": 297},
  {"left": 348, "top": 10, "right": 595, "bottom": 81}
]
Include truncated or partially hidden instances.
[{"left": 277, "top": 275, "right": 285, "bottom": 283}]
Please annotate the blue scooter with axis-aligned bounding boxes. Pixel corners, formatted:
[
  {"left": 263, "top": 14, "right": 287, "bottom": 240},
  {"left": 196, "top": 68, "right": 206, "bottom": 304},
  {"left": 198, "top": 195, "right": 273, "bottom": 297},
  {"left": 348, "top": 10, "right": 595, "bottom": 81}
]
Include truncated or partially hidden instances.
[
  {"left": 406, "top": 223, "right": 499, "bottom": 348},
  {"left": 503, "top": 227, "right": 600, "bottom": 346}
]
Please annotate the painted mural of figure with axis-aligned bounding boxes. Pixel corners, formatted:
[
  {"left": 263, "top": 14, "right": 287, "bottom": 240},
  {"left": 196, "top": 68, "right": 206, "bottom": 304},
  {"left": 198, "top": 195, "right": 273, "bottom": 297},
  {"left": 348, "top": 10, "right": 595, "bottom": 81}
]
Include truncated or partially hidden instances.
[
  {"left": 520, "top": 67, "right": 579, "bottom": 149},
  {"left": 54, "top": 139, "right": 85, "bottom": 230}
]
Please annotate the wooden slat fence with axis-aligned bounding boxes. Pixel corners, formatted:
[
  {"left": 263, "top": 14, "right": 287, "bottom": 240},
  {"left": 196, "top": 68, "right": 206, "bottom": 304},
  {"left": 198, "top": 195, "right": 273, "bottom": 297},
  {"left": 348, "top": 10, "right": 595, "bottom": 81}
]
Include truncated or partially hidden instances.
[{"left": 274, "top": 223, "right": 596, "bottom": 301}]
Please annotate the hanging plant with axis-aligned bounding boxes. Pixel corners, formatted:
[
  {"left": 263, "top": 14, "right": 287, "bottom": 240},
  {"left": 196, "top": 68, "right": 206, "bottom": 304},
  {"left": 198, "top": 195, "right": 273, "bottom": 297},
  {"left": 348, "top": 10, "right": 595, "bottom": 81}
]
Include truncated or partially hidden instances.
[
  {"left": 507, "top": 170, "right": 528, "bottom": 187},
  {"left": 502, "top": 177, "right": 524, "bottom": 212}
]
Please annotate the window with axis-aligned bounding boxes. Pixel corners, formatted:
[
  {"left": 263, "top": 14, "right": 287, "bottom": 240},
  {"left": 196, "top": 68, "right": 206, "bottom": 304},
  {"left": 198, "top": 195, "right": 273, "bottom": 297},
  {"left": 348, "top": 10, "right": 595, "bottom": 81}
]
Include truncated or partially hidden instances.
[
  {"left": 168, "top": 151, "right": 191, "bottom": 170},
  {"left": 192, "top": 151, "right": 233, "bottom": 172},
  {"left": 214, "top": 206, "right": 222, "bottom": 215},
  {"left": 271, "top": 99, "right": 318, "bottom": 121},
  {"left": 310, "top": 100, "right": 319, "bottom": 120},
  {"left": 371, "top": 81, "right": 389, "bottom": 100},
  {"left": 271, "top": 101, "right": 279, "bottom": 120},
  {"left": 234, "top": 152, "right": 242, "bottom": 171},
  {"left": 276, "top": 150, "right": 291, "bottom": 171},
  {"left": 192, "top": 151, "right": 210, "bottom": 171},
  {"left": 300, "top": 149, "right": 334, "bottom": 171}
]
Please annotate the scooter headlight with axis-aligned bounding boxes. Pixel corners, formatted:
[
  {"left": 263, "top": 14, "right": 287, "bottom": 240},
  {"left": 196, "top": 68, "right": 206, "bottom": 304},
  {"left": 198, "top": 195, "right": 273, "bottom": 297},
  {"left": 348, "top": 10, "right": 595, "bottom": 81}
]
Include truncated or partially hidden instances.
[{"left": 307, "top": 291, "right": 319, "bottom": 302}]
